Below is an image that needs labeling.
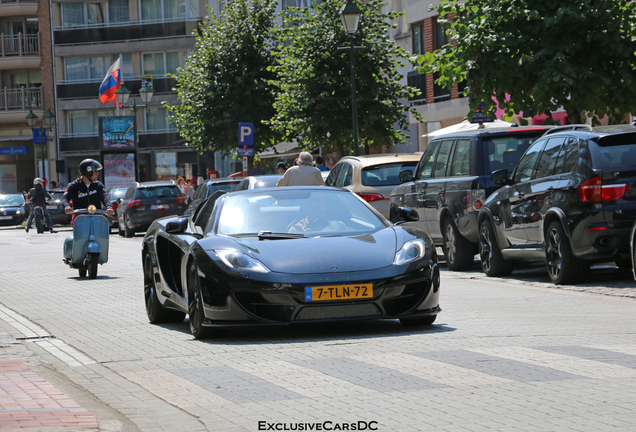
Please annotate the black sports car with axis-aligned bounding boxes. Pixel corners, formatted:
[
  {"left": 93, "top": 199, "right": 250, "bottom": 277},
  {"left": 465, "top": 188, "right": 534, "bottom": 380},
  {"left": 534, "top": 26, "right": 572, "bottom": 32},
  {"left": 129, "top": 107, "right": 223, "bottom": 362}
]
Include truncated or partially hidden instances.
[{"left": 142, "top": 187, "right": 441, "bottom": 339}]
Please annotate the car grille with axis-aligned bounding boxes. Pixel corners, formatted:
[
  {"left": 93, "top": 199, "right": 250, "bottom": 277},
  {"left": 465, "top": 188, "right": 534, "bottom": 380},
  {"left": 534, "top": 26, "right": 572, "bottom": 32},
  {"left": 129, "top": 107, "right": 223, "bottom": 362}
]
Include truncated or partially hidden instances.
[{"left": 296, "top": 303, "right": 381, "bottom": 320}]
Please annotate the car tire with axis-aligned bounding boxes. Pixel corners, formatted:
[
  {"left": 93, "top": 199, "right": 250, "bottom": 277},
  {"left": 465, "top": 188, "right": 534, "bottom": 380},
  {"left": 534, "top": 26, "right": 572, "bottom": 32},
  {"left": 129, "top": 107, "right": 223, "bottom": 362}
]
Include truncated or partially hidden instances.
[
  {"left": 545, "top": 221, "right": 589, "bottom": 285},
  {"left": 143, "top": 253, "right": 185, "bottom": 324},
  {"left": 187, "top": 261, "right": 214, "bottom": 340},
  {"left": 479, "top": 218, "right": 514, "bottom": 277},
  {"left": 118, "top": 222, "right": 124, "bottom": 237},
  {"left": 442, "top": 219, "right": 474, "bottom": 271},
  {"left": 400, "top": 315, "right": 436, "bottom": 326},
  {"left": 124, "top": 216, "right": 134, "bottom": 238}
]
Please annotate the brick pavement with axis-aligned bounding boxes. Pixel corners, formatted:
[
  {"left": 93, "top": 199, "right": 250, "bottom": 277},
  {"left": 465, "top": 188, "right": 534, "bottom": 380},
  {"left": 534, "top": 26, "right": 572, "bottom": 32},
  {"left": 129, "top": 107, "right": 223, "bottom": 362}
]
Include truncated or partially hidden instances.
[{"left": 1, "top": 225, "right": 636, "bottom": 432}]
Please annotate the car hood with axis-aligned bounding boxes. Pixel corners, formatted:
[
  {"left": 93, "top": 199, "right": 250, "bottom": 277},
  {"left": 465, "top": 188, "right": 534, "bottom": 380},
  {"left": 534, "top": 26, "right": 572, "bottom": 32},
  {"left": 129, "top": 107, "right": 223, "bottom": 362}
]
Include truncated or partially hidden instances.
[{"left": 204, "top": 228, "right": 399, "bottom": 274}]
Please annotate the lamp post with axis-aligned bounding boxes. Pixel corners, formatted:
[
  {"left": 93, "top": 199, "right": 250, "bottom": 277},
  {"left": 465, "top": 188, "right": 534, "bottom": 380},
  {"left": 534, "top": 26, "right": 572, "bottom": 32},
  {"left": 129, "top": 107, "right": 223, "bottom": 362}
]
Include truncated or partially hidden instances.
[
  {"left": 26, "top": 108, "right": 55, "bottom": 179},
  {"left": 339, "top": 0, "right": 361, "bottom": 156},
  {"left": 115, "top": 82, "right": 154, "bottom": 181}
]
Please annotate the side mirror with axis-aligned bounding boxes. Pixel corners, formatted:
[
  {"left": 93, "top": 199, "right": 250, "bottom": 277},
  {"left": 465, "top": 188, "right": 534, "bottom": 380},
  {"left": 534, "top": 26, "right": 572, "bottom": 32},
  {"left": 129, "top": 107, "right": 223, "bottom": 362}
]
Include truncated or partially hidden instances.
[
  {"left": 115, "top": 197, "right": 123, "bottom": 204},
  {"left": 491, "top": 169, "right": 511, "bottom": 186},
  {"left": 399, "top": 170, "right": 413, "bottom": 182},
  {"left": 396, "top": 206, "right": 419, "bottom": 222},
  {"left": 165, "top": 218, "right": 188, "bottom": 234}
]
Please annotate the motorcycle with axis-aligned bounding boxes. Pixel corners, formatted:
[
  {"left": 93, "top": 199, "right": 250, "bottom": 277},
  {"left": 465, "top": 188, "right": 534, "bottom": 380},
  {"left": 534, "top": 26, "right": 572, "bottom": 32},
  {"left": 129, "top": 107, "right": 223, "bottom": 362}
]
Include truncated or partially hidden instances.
[{"left": 63, "top": 205, "right": 109, "bottom": 279}]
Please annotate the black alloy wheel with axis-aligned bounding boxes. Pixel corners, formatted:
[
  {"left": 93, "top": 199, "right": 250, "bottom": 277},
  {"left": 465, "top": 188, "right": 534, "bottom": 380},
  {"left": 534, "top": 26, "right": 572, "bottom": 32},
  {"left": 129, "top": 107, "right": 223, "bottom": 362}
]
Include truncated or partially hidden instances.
[
  {"left": 187, "top": 261, "right": 213, "bottom": 340},
  {"left": 545, "top": 221, "right": 588, "bottom": 285},
  {"left": 479, "top": 219, "right": 514, "bottom": 277},
  {"left": 88, "top": 253, "right": 99, "bottom": 279},
  {"left": 399, "top": 315, "right": 437, "bottom": 326},
  {"left": 143, "top": 252, "right": 185, "bottom": 324},
  {"left": 442, "top": 219, "right": 474, "bottom": 271}
]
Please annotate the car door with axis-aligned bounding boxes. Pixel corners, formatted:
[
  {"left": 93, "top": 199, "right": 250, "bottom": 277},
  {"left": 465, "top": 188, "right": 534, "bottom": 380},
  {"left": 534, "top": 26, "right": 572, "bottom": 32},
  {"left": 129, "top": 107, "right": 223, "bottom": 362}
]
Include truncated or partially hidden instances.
[
  {"left": 523, "top": 137, "right": 566, "bottom": 244},
  {"left": 402, "top": 141, "right": 440, "bottom": 233},
  {"left": 500, "top": 139, "right": 546, "bottom": 246},
  {"left": 423, "top": 139, "right": 454, "bottom": 242}
]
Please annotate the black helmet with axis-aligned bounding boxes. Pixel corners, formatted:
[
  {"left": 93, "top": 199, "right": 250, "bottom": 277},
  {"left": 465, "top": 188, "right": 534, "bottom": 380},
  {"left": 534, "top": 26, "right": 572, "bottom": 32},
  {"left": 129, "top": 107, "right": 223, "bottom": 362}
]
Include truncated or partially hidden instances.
[{"left": 79, "top": 159, "right": 103, "bottom": 177}]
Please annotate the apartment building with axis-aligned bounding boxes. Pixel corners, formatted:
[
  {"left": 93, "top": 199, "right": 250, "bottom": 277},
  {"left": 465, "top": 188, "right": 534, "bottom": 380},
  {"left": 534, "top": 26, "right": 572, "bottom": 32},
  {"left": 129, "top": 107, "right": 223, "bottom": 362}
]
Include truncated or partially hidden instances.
[
  {"left": 52, "top": 0, "right": 211, "bottom": 186},
  {"left": 0, "top": 0, "right": 54, "bottom": 193}
]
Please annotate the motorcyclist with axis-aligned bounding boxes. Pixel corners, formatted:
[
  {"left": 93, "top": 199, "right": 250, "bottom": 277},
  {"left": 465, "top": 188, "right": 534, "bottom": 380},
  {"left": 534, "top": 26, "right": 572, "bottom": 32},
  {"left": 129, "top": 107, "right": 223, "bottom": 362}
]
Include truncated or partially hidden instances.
[
  {"left": 62, "top": 159, "right": 114, "bottom": 223},
  {"left": 25, "top": 178, "right": 55, "bottom": 233}
]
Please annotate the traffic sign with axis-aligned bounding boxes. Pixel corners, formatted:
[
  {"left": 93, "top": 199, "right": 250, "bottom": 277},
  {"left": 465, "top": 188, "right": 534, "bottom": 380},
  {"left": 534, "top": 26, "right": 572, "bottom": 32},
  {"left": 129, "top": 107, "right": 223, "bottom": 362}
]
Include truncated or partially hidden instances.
[
  {"left": 237, "top": 148, "right": 254, "bottom": 157},
  {"left": 32, "top": 129, "right": 47, "bottom": 145},
  {"left": 238, "top": 123, "right": 254, "bottom": 147}
]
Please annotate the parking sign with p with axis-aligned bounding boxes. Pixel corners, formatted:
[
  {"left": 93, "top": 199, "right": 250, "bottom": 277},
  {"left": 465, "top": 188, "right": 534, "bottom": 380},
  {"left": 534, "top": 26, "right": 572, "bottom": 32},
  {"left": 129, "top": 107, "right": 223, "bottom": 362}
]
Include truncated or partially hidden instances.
[{"left": 239, "top": 123, "right": 254, "bottom": 147}]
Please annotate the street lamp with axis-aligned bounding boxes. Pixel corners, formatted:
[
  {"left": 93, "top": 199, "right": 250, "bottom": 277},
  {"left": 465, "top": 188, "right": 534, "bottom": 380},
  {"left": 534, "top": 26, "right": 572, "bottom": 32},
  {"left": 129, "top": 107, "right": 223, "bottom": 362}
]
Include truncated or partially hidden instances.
[
  {"left": 26, "top": 108, "right": 55, "bottom": 179},
  {"left": 339, "top": 0, "right": 361, "bottom": 156}
]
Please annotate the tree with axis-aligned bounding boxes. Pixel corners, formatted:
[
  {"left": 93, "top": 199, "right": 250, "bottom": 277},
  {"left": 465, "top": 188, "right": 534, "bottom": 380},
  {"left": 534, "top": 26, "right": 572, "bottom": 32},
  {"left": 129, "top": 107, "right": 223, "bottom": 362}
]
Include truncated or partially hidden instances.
[
  {"left": 165, "top": 0, "right": 281, "bottom": 155},
  {"left": 418, "top": 0, "right": 636, "bottom": 124},
  {"left": 268, "top": 0, "right": 422, "bottom": 157}
]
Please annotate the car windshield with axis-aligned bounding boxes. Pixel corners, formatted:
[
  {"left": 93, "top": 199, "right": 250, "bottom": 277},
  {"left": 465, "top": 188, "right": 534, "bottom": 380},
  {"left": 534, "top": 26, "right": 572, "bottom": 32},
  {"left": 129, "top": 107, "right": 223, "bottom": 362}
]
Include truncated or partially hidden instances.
[
  {"left": 50, "top": 192, "right": 64, "bottom": 200},
  {"left": 484, "top": 133, "right": 543, "bottom": 174},
  {"left": 109, "top": 188, "right": 128, "bottom": 199},
  {"left": 214, "top": 189, "right": 386, "bottom": 237},
  {"left": 138, "top": 186, "right": 179, "bottom": 199},
  {"left": 0, "top": 194, "right": 25, "bottom": 206},
  {"left": 361, "top": 162, "right": 417, "bottom": 186},
  {"left": 209, "top": 182, "right": 240, "bottom": 193},
  {"left": 253, "top": 176, "right": 281, "bottom": 189}
]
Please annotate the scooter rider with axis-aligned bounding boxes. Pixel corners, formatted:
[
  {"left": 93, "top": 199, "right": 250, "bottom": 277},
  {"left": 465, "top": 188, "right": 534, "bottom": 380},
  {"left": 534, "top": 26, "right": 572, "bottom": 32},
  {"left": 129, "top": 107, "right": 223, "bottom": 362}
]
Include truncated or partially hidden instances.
[
  {"left": 62, "top": 159, "right": 114, "bottom": 222},
  {"left": 25, "top": 178, "right": 55, "bottom": 233}
]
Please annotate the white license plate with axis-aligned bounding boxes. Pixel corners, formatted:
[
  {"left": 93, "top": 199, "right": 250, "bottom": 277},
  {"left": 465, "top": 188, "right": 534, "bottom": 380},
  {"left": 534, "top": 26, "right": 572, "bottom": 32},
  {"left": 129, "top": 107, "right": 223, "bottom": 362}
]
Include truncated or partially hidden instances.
[
  {"left": 47, "top": 205, "right": 57, "bottom": 210},
  {"left": 151, "top": 204, "right": 168, "bottom": 210},
  {"left": 0, "top": 216, "right": 12, "bottom": 220}
]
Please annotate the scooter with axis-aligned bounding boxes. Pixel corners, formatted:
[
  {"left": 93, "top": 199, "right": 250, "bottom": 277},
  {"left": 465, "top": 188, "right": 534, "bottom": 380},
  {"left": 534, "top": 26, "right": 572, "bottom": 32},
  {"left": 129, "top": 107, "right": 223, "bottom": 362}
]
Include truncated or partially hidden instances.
[{"left": 63, "top": 205, "right": 109, "bottom": 279}]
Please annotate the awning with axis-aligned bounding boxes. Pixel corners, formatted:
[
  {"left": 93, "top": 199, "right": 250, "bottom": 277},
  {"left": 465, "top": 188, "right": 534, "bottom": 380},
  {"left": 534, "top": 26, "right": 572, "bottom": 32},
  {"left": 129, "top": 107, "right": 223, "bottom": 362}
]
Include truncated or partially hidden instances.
[
  {"left": 257, "top": 141, "right": 302, "bottom": 159},
  {"left": 0, "top": 135, "right": 33, "bottom": 142}
]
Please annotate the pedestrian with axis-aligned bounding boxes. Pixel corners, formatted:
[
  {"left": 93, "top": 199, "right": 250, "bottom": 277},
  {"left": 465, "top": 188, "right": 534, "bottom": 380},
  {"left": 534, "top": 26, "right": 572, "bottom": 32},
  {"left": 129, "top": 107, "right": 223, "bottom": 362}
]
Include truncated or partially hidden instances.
[
  {"left": 248, "top": 161, "right": 265, "bottom": 176},
  {"left": 176, "top": 176, "right": 186, "bottom": 194},
  {"left": 277, "top": 161, "right": 287, "bottom": 174},
  {"left": 184, "top": 178, "right": 195, "bottom": 200},
  {"left": 315, "top": 156, "right": 329, "bottom": 171},
  {"left": 276, "top": 152, "right": 326, "bottom": 187}
]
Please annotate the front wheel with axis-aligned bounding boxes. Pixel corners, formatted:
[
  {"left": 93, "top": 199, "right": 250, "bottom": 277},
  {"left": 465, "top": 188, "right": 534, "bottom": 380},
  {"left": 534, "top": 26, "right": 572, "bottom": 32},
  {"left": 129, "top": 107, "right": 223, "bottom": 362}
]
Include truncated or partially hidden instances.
[
  {"left": 545, "top": 222, "right": 588, "bottom": 284},
  {"left": 188, "top": 261, "right": 214, "bottom": 340},
  {"left": 78, "top": 267, "right": 87, "bottom": 278},
  {"left": 442, "top": 219, "right": 474, "bottom": 271},
  {"left": 88, "top": 253, "right": 99, "bottom": 279},
  {"left": 479, "top": 219, "right": 514, "bottom": 277}
]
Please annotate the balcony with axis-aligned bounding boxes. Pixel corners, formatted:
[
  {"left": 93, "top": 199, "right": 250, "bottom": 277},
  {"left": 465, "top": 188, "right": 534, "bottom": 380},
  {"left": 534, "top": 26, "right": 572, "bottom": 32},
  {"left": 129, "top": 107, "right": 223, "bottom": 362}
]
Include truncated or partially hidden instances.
[
  {"left": 0, "top": 87, "right": 42, "bottom": 124},
  {"left": 59, "top": 131, "right": 185, "bottom": 154},
  {"left": 57, "top": 77, "right": 176, "bottom": 100},
  {"left": 0, "top": 33, "right": 41, "bottom": 70},
  {"left": 0, "top": 0, "right": 39, "bottom": 17}
]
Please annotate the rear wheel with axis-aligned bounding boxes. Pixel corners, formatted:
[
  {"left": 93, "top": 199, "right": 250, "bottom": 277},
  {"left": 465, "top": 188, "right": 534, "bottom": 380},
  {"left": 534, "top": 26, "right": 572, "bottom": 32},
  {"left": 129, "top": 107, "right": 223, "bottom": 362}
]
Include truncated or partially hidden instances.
[
  {"left": 124, "top": 216, "right": 134, "bottom": 238},
  {"left": 78, "top": 267, "right": 87, "bottom": 278},
  {"left": 400, "top": 315, "right": 436, "bottom": 326},
  {"left": 88, "top": 253, "right": 99, "bottom": 279},
  {"left": 479, "top": 218, "right": 514, "bottom": 276},
  {"left": 143, "top": 253, "right": 185, "bottom": 324},
  {"left": 188, "top": 261, "right": 214, "bottom": 340},
  {"left": 545, "top": 222, "right": 588, "bottom": 284},
  {"left": 442, "top": 219, "right": 474, "bottom": 271},
  {"left": 35, "top": 211, "right": 44, "bottom": 234}
]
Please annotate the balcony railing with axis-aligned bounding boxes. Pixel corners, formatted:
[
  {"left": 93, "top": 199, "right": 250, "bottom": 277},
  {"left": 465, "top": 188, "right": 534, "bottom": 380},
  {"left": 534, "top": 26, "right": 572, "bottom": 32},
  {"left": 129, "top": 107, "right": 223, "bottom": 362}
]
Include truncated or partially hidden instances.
[
  {"left": 0, "top": 87, "right": 42, "bottom": 111},
  {"left": 1, "top": 33, "right": 40, "bottom": 57}
]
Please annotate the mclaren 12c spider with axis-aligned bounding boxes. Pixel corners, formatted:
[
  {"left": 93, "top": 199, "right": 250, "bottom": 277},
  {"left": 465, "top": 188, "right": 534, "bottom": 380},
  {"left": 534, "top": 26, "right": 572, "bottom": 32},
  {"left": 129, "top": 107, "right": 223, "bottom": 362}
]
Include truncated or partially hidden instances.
[{"left": 142, "top": 186, "right": 441, "bottom": 339}]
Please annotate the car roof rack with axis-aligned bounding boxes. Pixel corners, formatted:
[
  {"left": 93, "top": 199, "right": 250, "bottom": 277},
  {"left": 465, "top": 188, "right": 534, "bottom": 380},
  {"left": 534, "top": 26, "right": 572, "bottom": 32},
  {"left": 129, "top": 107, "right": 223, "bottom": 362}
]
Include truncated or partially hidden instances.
[{"left": 541, "top": 124, "right": 593, "bottom": 136}]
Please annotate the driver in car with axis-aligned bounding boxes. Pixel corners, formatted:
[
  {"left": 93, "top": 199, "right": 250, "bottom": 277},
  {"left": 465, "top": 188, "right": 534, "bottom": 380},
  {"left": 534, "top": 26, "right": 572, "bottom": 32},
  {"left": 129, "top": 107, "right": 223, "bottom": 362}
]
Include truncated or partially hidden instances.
[{"left": 288, "top": 194, "right": 348, "bottom": 233}]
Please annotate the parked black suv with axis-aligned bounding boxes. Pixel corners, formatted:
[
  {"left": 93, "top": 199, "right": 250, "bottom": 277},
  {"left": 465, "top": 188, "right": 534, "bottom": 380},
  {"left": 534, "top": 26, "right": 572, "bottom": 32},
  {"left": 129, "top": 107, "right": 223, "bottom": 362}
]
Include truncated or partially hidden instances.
[
  {"left": 478, "top": 124, "right": 636, "bottom": 284},
  {"left": 115, "top": 181, "right": 187, "bottom": 237},
  {"left": 390, "top": 125, "right": 551, "bottom": 270}
]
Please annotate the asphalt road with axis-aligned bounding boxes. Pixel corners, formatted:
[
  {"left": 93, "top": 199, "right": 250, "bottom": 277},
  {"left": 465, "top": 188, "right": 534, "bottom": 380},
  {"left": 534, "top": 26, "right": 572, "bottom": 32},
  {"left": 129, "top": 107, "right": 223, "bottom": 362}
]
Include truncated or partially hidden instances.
[{"left": 1, "top": 225, "right": 636, "bottom": 431}]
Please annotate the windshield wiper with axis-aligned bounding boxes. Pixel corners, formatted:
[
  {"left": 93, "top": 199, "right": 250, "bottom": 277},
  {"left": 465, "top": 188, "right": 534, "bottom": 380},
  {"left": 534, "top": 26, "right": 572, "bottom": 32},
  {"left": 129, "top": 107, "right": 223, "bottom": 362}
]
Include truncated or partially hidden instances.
[{"left": 257, "top": 231, "right": 306, "bottom": 240}]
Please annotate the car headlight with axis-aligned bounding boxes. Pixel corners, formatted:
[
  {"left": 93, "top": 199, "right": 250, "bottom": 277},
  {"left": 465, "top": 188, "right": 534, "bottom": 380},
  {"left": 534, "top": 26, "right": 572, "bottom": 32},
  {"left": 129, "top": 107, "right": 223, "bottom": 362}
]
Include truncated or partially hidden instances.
[
  {"left": 15, "top": 210, "right": 21, "bottom": 215},
  {"left": 394, "top": 239, "right": 426, "bottom": 265},
  {"left": 214, "top": 250, "right": 270, "bottom": 273}
]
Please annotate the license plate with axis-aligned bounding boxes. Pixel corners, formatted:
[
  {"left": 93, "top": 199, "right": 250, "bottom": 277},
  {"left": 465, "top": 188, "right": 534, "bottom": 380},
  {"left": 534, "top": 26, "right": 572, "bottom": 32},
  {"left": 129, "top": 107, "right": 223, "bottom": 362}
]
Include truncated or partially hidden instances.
[
  {"left": 0, "top": 216, "right": 11, "bottom": 220},
  {"left": 151, "top": 204, "right": 168, "bottom": 210},
  {"left": 47, "top": 205, "right": 57, "bottom": 210},
  {"left": 305, "top": 283, "right": 373, "bottom": 301}
]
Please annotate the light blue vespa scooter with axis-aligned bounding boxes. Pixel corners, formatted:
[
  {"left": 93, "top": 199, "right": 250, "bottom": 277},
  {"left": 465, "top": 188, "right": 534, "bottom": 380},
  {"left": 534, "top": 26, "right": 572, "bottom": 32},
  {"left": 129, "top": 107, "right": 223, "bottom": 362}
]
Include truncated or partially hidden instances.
[{"left": 63, "top": 205, "right": 109, "bottom": 279}]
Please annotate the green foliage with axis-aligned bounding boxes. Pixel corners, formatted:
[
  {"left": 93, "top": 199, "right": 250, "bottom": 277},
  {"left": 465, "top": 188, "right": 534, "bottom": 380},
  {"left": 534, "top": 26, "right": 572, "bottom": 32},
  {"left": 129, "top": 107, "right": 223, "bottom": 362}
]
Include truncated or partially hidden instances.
[
  {"left": 268, "top": 0, "right": 423, "bottom": 157},
  {"left": 165, "top": 0, "right": 281, "bottom": 155},
  {"left": 418, "top": 0, "right": 636, "bottom": 125}
]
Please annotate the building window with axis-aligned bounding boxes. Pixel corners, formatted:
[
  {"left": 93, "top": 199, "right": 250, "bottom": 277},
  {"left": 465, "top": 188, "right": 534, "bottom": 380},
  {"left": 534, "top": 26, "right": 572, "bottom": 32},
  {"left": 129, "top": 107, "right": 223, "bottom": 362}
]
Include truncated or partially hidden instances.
[
  {"left": 109, "top": 0, "right": 130, "bottom": 23},
  {"left": 407, "top": 71, "right": 426, "bottom": 105},
  {"left": 142, "top": 52, "right": 187, "bottom": 77},
  {"left": 64, "top": 54, "right": 132, "bottom": 83},
  {"left": 411, "top": 22, "right": 424, "bottom": 55},
  {"left": 433, "top": 71, "right": 450, "bottom": 102},
  {"left": 140, "top": 0, "right": 201, "bottom": 22},
  {"left": 68, "top": 109, "right": 115, "bottom": 134},
  {"left": 435, "top": 18, "right": 448, "bottom": 49},
  {"left": 146, "top": 107, "right": 176, "bottom": 132}
]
